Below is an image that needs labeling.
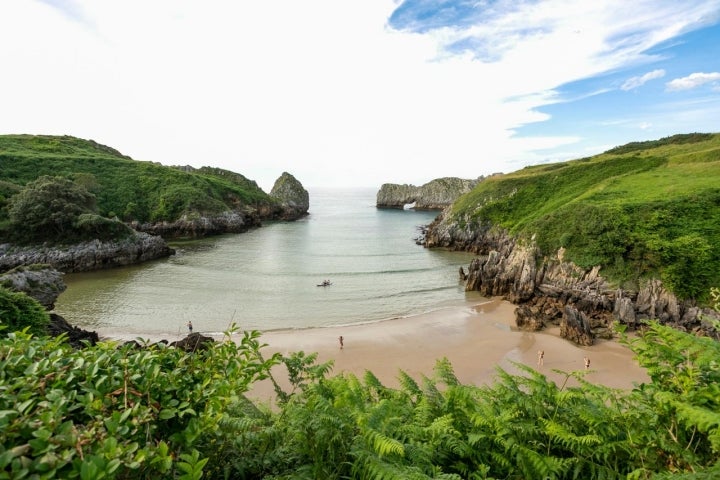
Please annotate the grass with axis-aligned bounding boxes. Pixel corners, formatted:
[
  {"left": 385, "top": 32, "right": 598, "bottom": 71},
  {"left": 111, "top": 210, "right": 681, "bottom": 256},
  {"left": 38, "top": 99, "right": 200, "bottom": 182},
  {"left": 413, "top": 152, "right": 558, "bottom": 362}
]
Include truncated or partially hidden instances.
[{"left": 449, "top": 133, "right": 720, "bottom": 300}]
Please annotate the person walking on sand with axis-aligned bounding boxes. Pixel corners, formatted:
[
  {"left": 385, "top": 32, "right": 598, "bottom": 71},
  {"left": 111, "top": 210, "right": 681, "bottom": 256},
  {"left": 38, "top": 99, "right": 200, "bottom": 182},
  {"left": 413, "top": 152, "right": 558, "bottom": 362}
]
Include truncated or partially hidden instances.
[
  {"left": 537, "top": 350, "right": 544, "bottom": 367},
  {"left": 338, "top": 335, "right": 344, "bottom": 349},
  {"left": 187, "top": 321, "right": 193, "bottom": 333},
  {"left": 584, "top": 356, "right": 591, "bottom": 370}
]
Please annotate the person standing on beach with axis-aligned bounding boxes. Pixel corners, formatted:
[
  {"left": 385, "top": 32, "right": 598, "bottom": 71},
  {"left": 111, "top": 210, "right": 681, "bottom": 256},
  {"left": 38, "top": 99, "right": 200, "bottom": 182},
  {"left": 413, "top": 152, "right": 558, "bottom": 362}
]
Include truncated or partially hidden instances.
[
  {"left": 338, "top": 335, "right": 344, "bottom": 349},
  {"left": 188, "top": 321, "right": 193, "bottom": 333},
  {"left": 537, "top": 350, "right": 544, "bottom": 366},
  {"left": 584, "top": 356, "right": 591, "bottom": 370}
]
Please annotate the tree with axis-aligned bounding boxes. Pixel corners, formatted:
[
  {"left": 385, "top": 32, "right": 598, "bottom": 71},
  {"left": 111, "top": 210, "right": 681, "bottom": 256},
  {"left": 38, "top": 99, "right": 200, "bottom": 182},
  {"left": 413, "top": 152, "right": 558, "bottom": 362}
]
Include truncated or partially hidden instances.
[{"left": 7, "top": 175, "right": 97, "bottom": 241}]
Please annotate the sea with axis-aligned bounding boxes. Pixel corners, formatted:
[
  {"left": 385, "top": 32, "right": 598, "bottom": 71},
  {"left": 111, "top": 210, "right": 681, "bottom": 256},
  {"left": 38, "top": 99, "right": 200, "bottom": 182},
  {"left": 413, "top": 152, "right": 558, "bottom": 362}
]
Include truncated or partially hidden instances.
[{"left": 53, "top": 188, "right": 480, "bottom": 338}]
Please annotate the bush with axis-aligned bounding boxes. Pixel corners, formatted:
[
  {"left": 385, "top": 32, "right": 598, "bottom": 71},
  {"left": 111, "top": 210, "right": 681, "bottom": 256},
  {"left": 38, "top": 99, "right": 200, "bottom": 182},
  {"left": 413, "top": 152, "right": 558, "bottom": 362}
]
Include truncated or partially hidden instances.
[
  {"left": 0, "top": 286, "right": 49, "bottom": 337},
  {"left": 7, "top": 175, "right": 96, "bottom": 242},
  {"left": 0, "top": 327, "right": 279, "bottom": 479},
  {"left": 74, "top": 213, "right": 134, "bottom": 241}
]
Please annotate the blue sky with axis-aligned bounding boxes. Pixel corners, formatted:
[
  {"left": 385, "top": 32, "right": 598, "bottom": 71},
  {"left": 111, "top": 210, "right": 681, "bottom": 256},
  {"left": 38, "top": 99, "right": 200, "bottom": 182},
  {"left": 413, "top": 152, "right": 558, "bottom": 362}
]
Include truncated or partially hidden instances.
[{"left": 0, "top": 1, "right": 718, "bottom": 190}]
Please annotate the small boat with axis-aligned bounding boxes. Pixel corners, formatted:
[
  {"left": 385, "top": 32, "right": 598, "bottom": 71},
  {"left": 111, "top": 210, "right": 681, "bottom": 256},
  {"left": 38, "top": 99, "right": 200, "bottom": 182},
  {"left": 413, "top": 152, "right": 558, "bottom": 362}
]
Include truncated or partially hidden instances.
[{"left": 317, "top": 280, "right": 332, "bottom": 287}]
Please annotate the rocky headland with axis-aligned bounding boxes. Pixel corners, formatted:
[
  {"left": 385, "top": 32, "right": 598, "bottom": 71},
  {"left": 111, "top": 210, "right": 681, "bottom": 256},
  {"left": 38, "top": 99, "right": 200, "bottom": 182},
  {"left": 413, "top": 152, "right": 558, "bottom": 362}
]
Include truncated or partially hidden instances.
[
  {"left": 425, "top": 211, "right": 720, "bottom": 345},
  {"left": 137, "top": 169, "right": 311, "bottom": 237},
  {"left": 376, "top": 177, "right": 481, "bottom": 210}
]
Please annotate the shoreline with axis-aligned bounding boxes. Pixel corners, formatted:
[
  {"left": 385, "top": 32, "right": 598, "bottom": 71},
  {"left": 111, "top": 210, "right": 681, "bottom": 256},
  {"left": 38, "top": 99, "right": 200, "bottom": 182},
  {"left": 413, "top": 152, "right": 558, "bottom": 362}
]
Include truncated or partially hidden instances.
[
  {"left": 209, "top": 298, "right": 651, "bottom": 403},
  {"left": 92, "top": 297, "right": 650, "bottom": 404}
]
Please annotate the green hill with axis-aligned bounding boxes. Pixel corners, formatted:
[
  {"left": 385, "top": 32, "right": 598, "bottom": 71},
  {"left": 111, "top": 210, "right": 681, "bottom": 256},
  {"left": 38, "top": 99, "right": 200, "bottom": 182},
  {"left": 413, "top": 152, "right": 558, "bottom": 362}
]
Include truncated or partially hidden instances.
[
  {"left": 0, "top": 134, "right": 279, "bottom": 233},
  {"left": 449, "top": 133, "right": 720, "bottom": 300}
]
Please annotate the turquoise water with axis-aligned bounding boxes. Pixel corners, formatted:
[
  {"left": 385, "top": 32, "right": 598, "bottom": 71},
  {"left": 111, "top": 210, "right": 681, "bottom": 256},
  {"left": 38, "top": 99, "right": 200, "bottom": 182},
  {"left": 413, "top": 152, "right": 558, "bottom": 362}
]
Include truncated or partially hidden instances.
[{"left": 54, "top": 188, "right": 478, "bottom": 337}]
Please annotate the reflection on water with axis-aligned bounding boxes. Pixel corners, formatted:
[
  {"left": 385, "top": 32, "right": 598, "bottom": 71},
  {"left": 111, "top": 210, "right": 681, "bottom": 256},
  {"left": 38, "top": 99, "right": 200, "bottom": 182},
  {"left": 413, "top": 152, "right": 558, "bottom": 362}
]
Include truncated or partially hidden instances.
[{"left": 54, "top": 188, "right": 477, "bottom": 337}]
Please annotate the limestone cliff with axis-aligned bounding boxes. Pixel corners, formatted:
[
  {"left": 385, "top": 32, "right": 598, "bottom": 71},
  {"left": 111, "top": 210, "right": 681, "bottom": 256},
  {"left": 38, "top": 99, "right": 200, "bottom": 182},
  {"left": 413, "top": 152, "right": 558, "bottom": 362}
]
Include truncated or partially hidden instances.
[
  {"left": 426, "top": 210, "right": 720, "bottom": 345},
  {"left": 270, "top": 172, "right": 310, "bottom": 220},
  {"left": 377, "top": 177, "right": 481, "bottom": 210}
]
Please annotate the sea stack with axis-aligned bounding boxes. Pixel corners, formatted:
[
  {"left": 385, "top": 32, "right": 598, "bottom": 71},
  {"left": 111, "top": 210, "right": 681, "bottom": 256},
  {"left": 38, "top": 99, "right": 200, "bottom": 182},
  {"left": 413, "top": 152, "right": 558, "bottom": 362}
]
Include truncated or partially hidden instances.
[{"left": 270, "top": 172, "right": 310, "bottom": 220}]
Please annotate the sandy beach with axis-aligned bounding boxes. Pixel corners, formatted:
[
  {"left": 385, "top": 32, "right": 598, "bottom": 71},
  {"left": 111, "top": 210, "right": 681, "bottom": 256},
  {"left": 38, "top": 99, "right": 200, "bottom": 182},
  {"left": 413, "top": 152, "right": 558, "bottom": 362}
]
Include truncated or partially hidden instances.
[{"left": 247, "top": 298, "right": 650, "bottom": 404}]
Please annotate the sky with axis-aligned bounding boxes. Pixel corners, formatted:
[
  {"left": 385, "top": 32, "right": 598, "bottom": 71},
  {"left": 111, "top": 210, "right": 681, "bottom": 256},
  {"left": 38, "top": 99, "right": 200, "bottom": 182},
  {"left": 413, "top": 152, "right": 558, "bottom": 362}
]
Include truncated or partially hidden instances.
[{"left": 1, "top": 1, "right": 719, "bottom": 192}]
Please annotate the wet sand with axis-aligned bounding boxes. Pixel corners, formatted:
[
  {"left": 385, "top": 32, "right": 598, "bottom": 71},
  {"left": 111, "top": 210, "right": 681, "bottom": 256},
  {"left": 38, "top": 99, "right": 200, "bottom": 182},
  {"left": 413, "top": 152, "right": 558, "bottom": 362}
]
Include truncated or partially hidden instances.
[{"left": 248, "top": 298, "right": 650, "bottom": 404}]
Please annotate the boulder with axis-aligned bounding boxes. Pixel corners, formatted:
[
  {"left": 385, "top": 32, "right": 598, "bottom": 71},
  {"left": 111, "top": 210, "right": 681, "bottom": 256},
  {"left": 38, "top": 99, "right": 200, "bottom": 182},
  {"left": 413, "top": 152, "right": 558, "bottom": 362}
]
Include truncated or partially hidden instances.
[
  {"left": 560, "top": 306, "right": 594, "bottom": 346},
  {"left": 47, "top": 313, "right": 99, "bottom": 348},
  {"left": 170, "top": 332, "right": 215, "bottom": 352}
]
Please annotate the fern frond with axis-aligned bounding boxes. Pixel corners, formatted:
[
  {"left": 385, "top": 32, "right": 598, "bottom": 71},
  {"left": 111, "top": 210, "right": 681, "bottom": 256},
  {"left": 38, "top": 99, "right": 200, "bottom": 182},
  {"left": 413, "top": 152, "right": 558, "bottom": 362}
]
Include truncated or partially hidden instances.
[
  {"left": 397, "top": 370, "right": 422, "bottom": 399},
  {"left": 433, "top": 357, "right": 459, "bottom": 387}
]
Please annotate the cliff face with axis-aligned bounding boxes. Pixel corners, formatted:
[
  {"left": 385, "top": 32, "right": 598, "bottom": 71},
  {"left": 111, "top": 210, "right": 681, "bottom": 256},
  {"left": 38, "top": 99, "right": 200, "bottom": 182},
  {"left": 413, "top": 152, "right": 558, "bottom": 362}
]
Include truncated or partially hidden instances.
[
  {"left": 377, "top": 177, "right": 480, "bottom": 210},
  {"left": 425, "top": 211, "right": 720, "bottom": 345}
]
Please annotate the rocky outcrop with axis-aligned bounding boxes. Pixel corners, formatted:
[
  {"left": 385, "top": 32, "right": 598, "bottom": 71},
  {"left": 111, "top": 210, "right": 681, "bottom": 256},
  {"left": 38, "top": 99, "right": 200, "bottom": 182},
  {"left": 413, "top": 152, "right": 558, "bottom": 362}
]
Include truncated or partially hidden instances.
[
  {"left": 425, "top": 210, "right": 720, "bottom": 345},
  {"left": 134, "top": 211, "right": 262, "bottom": 238},
  {"left": 0, "top": 263, "right": 100, "bottom": 347},
  {"left": 270, "top": 172, "right": 310, "bottom": 220},
  {"left": 0, "top": 232, "right": 174, "bottom": 273},
  {"left": 48, "top": 313, "right": 99, "bottom": 348},
  {"left": 377, "top": 177, "right": 481, "bottom": 210},
  {"left": 169, "top": 332, "right": 215, "bottom": 352},
  {"left": 0, "top": 265, "right": 66, "bottom": 309}
]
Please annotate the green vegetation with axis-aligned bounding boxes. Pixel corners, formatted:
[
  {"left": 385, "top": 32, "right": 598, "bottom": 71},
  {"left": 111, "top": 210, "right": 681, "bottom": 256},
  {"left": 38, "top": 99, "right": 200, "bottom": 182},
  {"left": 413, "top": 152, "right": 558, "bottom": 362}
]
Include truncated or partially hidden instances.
[
  {"left": 0, "top": 288, "right": 49, "bottom": 337},
  {"left": 451, "top": 133, "right": 720, "bottom": 300},
  {"left": 1, "top": 288, "right": 719, "bottom": 478},
  {"left": 5, "top": 175, "right": 133, "bottom": 244},
  {"left": 0, "top": 135, "right": 278, "bottom": 238}
]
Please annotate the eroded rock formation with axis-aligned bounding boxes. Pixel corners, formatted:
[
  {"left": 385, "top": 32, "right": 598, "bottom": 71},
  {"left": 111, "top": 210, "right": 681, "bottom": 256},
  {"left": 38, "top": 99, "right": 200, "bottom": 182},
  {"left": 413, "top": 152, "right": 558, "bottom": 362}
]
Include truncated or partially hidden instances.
[
  {"left": 270, "top": 172, "right": 310, "bottom": 220},
  {"left": 425, "top": 210, "right": 720, "bottom": 345},
  {"left": 377, "top": 177, "right": 481, "bottom": 209}
]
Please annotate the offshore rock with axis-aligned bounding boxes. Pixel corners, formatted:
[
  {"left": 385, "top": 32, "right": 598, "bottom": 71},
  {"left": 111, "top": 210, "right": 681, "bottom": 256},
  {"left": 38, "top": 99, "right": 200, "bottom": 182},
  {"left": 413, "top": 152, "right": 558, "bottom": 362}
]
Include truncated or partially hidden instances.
[
  {"left": 425, "top": 208, "right": 716, "bottom": 344},
  {"left": 377, "top": 177, "right": 481, "bottom": 210},
  {"left": 0, "top": 232, "right": 174, "bottom": 273},
  {"left": 270, "top": 172, "right": 310, "bottom": 220},
  {"left": 0, "top": 265, "right": 66, "bottom": 310}
]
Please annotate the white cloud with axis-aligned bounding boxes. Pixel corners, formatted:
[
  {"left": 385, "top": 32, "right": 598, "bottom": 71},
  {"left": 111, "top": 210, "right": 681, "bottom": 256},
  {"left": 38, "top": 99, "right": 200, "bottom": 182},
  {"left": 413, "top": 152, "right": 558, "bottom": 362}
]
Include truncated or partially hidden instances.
[
  {"left": 621, "top": 69, "right": 666, "bottom": 91},
  {"left": 0, "top": 1, "right": 718, "bottom": 190},
  {"left": 666, "top": 72, "right": 720, "bottom": 91}
]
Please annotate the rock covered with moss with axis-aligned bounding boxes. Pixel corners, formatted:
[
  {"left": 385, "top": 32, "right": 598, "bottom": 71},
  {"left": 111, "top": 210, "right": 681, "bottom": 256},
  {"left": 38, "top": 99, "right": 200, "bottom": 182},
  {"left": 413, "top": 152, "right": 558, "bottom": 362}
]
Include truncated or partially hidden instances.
[
  {"left": 376, "top": 177, "right": 481, "bottom": 209},
  {"left": 270, "top": 172, "right": 309, "bottom": 220}
]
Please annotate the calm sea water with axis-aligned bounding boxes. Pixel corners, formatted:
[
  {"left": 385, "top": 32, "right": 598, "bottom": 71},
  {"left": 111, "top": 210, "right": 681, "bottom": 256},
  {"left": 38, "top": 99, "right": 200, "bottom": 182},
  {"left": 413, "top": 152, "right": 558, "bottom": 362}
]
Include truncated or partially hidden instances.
[{"left": 54, "top": 188, "right": 479, "bottom": 337}]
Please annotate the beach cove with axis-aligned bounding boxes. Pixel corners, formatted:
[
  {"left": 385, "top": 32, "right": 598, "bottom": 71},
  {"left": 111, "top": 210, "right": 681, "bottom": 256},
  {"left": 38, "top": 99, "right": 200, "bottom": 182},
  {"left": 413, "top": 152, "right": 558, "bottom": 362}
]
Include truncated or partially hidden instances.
[{"left": 248, "top": 297, "right": 649, "bottom": 404}]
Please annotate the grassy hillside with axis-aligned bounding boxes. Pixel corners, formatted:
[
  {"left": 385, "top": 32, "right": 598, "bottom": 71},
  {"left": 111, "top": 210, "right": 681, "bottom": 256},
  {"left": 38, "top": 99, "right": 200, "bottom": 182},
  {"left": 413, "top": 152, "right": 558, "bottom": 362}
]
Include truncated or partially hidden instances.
[
  {"left": 0, "top": 135, "right": 277, "bottom": 228},
  {"left": 451, "top": 133, "right": 720, "bottom": 300}
]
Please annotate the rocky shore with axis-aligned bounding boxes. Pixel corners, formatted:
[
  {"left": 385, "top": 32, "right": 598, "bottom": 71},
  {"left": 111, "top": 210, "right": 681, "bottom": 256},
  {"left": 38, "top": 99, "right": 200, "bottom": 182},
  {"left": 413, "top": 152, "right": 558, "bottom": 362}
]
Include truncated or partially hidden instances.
[
  {"left": 0, "top": 232, "right": 174, "bottom": 273},
  {"left": 425, "top": 210, "right": 720, "bottom": 345}
]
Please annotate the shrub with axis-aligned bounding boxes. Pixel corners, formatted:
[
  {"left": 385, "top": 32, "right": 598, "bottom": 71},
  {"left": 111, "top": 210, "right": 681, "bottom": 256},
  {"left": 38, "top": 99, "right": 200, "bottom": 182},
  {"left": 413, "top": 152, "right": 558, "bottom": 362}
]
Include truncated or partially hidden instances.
[{"left": 0, "top": 286, "right": 49, "bottom": 337}]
